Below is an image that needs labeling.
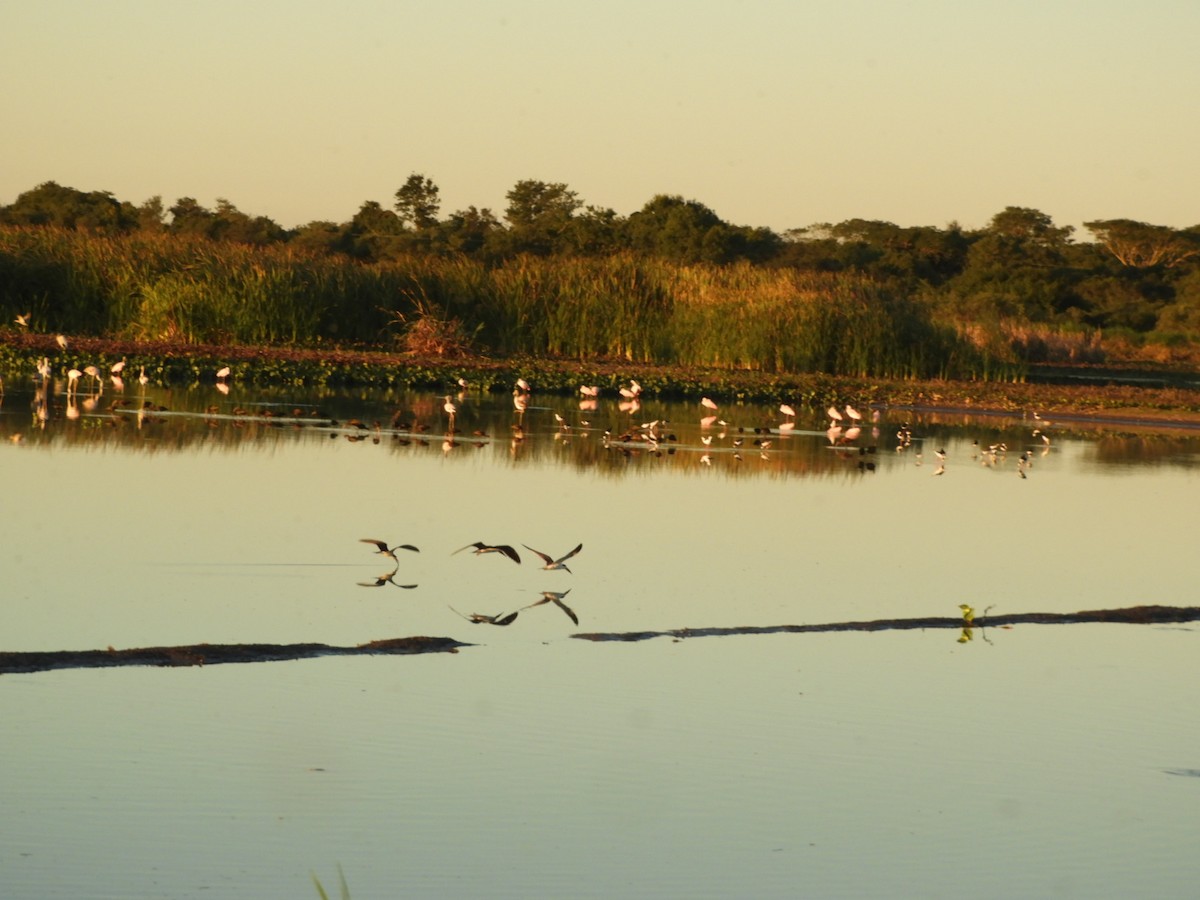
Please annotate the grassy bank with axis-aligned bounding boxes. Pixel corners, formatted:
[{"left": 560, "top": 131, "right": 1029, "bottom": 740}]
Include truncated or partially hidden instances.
[{"left": 1, "top": 226, "right": 1015, "bottom": 380}]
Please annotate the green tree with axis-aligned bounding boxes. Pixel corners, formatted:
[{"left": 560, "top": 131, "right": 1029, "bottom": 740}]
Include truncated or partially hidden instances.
[
  {"left": 394, "top": 173, "right": 441, "bottom": 230},
  {"left": 625, "top": 194, "right": 722, "bottom": 263},
  {"left": 3, "top": 181, "right": 135, "bottom": 232},
  {"left": 440, "top": 206, "right": 501, "bottom": 256},
  {"left": 168, "top": 197, "right": 217, "bottom": 237},
  {"left": 1084, "top": 219, "right": 1200, "bottom": 269},
  {"left": 344, "top": 201, "right": 404, "bottom": 260},
  {"left": 136, "top": 195, "right": 166, "bottom": 233},
  {"left": 504, "top": 180, "right": 581, "bottom": 228}
]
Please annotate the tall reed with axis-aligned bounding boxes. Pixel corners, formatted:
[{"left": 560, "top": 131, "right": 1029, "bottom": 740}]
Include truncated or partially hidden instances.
[{"left": 1, "top": 226, "right": 996, "bottom": 378}]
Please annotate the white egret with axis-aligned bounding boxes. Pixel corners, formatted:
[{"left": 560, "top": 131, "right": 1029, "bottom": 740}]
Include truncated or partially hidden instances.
[
  {"left": 15, "top": 312, "right": 30, "bottom": 327},
  {"left": 701, "top": 397, "right": 718, "bottom": 413},
  {"left": 443, "top": 396, "right": 457, "bottom": 429},
  {"left": 216, "top": 366, "right": 231, "bottom": 383},
  {"left": 779, "top": 403, "right": 796, "bottom": 418},
  {"left": 827, "top": 405, "right": 843, "bottom": 425},
  {"left": 845, "top": 405, "right": 862, "bottom": 424}
]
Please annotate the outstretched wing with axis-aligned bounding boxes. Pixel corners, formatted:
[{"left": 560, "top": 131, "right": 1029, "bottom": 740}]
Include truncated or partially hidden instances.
[
  {"left": 552, "top": 598, "right": 579, "bottom": 625},
  {"left": 494, "top": 544, "right": 522, "bottom": 564},
  {"left": 452, "top": 542, "right": 484, "bottom": 555},
  {"left": 522, "top": 544, "right": 553, "bottom": 566},
  {"left": 395, "top": 544, "right": 420, "bottom": 553},
  {"left": 360, "top": 539, "right": 389, "bottom": 553},
  {"left": 557, "top": 543, "right": 583, "bottom": 564}
]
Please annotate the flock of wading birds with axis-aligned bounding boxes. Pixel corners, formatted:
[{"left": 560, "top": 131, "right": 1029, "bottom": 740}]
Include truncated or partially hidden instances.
[{"left": 11, "top": 330, "right": 1054, "bottom": 478}]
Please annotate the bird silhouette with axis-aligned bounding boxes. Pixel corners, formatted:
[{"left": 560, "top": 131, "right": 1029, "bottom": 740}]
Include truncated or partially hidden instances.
[
  {"left": 454, "top": 542, "right": 521, "bottom": 564},
  {"left": 523, "top": 589, "right": 579, "bottom": 625},
  {"left": 450, "top": 607, "right": 519, "bottom": 626},
  {"left": 360, "top": 538, "right": 420, "bottom": 559},
  {"left": 523, "top": 542, "right": 582, "bottom": 573},
  {"left": 357, "top": 572, "right": 419, "bottom": 589}
]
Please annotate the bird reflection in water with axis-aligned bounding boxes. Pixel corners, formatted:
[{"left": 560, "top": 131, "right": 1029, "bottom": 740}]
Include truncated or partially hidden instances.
[
  {"left": 523, "top": 589, "right": 579, "bottom": 625},
  {"left": 357, "top": 571, "right": 419, "bottom": 590}
]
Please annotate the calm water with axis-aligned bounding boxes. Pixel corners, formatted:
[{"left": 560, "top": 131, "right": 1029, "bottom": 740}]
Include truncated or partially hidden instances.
[{"left": 3, "top": 376, "right": 1200, "bottom": 898}]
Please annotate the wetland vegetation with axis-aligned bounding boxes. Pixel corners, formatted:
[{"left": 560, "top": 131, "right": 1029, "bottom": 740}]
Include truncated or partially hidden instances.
[{"left": 3, "top": 179, "right": 1200, "bottom": 419}]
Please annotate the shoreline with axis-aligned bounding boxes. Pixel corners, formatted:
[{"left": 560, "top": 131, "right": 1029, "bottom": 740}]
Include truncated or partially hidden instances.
[{"left": 6, "top": 331, "right": 1200, "bottom": 430}]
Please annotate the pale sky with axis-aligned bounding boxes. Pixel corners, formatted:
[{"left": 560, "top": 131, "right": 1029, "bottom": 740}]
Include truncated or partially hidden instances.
[{"left": 3, "top": 0, "right": 1197, "bottom": 238}]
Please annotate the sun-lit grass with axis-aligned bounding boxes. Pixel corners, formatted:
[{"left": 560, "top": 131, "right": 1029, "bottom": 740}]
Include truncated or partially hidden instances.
[{"left": 1, "top": 226, "right": 1009, "bottom": 379}]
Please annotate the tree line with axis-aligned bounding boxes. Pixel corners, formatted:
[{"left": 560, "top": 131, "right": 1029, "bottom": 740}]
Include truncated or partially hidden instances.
[{"left": 3, "top": 177, "right": 1200, "bottom": 345}]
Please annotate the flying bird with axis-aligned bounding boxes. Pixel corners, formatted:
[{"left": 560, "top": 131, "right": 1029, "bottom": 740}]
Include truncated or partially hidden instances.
[
  {"left": 523, "top": 589, "right": 579, "bottom": 625},
  {"left": 450, "top": 607, "right": 520, "bottom": 626},
  {"left": 522, "top": 542, "right": 583, "bottom": 573},
  {"left": 357, "top": 572, "right": 419, "bottom": 589},
  {"left": 454, "top": 542, "right": 522, "bottom": 564},
  {"left": 360, "top": 538, "right": 420, "bottom": 559},
  {"left": 15, "top": 312, "right": 30, "bottom": 327}
]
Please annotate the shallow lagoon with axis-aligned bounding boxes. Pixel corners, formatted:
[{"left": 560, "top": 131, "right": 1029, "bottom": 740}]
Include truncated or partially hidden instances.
[{"left": 3, "top": 378, "right": 1200, "bottom": 898}]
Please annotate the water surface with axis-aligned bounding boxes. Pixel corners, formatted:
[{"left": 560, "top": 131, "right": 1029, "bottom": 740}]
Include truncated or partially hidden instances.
[{"left": 3, "top": 378, "right": 1199, "bottom": 898}]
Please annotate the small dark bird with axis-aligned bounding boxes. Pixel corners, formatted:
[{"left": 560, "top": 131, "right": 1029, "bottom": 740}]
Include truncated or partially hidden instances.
[
  {"left": 360, "top": 538, "right": 420, "bottom": 559},
  {"left": 454, "top": 542, "right": 521, "bottom": 564},
  {"left": 523, "top": 589, "right": 579, "bottom": 625},
  {"left": 357, "top": 572, "right": 418, "bottom": 589},
  {"left": 450, "top": 607, "right": 519, "bottom": 626},
  {"left": 523, "top": 542, "right": 583, "bottom": 573}
]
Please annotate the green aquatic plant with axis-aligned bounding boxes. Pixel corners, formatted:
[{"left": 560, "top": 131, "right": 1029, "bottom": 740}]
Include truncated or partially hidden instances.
[{"left": 311, "top": 864, "right": 351, "bottom": 900}]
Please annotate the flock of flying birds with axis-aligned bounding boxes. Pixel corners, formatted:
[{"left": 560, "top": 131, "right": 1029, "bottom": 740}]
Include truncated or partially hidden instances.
[{"left": 357, "top": 537, "right": 585, "bottom": 627}]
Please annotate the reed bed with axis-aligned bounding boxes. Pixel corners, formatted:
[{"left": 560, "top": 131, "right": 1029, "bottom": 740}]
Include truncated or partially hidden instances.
[{"left": 1, "top": 227, "right": 999, "bottom": 379}]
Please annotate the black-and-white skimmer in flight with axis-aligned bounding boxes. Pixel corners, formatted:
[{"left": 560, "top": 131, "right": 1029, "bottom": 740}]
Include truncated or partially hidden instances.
[
  {"left": 523, "top": 589, "right": 578, "bottom": 625},
  {"left": 523, "top": 542, "right": 582, "bottom": 573},
  {"left": 360, "top": 538, "right": 420, "bottom": 559},
  {"left": 454, "top": 542, "right": 522, "bottom": 564}
]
